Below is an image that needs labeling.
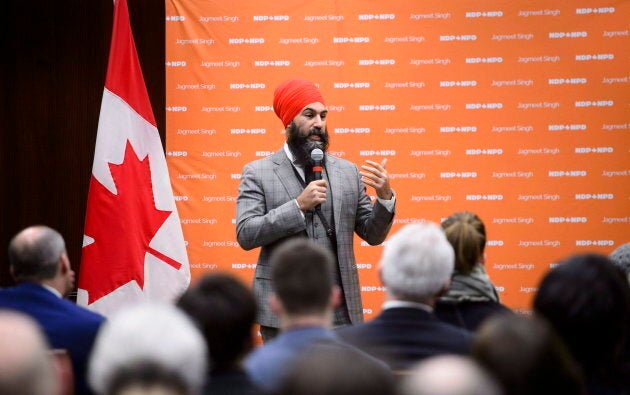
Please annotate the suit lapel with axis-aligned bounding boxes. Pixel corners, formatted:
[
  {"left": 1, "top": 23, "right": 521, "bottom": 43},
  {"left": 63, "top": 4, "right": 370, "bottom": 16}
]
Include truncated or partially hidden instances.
[
  {"left": 272, "top": 149, "right": 303, "bottom": 199},
  {"left": 326, "top": 155, "right": 344, "bottom": 234}
]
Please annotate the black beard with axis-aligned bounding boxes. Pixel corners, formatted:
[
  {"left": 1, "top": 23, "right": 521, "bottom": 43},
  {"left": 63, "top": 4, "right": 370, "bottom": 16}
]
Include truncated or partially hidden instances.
[{"left": 286, "top": 122, "right": 329, "bottom": 167}]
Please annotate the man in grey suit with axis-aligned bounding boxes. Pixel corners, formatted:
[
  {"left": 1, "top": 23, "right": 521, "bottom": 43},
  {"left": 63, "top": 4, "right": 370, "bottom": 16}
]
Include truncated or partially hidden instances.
[{"left": 236, "top": 78, "right": 396, "bottom": 341}]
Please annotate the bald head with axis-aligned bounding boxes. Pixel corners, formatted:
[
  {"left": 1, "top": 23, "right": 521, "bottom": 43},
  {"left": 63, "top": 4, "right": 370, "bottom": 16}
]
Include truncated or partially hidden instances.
[
  {"left": 0, "top": 311, "right": 58, "bottom": 395},
  {"left": 8, "top": 225, "right": 67, "bottom": 282},
  {"left": 401, "top": 355, "right": 501, "bottom": 395}
]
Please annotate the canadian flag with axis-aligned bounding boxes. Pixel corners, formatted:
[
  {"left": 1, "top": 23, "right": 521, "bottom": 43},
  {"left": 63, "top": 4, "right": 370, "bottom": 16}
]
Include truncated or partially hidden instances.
[{"left": 78, "top": 0, "right": 189, "bottom": 317}]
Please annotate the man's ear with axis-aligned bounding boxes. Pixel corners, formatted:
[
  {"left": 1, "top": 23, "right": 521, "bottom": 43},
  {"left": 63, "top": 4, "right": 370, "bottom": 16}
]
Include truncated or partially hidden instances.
[
  {"left": 436, "top": 279, "right": 451, "bottom": 298},
  {"left": 269, "top": 293, "right": 282, "bottom": 315},
  {"left": 377, "top": 261, "right": 384, "bottom": 285},
  {"left": 59, "top": 253, "right": 71, "bottom": 274},
  {"left": 330, "top": 285, "right": 341, "bottom": 309}
]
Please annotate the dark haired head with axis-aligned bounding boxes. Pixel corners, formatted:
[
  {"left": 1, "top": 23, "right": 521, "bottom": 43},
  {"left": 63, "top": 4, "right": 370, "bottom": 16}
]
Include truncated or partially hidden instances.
[
  {"left": 177, "top": 274, "right": 256, "bottom": 372},
  {"left": 278, "top": 345, "right": 396, "bottom": 395},
  {"left": 270, "top": 238, "right": 335, "bottom": 316},
  {"left": 473, "top": 314, "right": 585, "bottom": 395},
  {"left": 534, "top": 253, "right": 630, "bottom": 381}
]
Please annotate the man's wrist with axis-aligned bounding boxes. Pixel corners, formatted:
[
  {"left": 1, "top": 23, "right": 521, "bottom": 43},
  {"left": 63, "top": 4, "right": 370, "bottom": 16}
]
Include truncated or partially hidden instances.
[
  {"left": 378, "top": 190, "right": 394, "bottom": 201},
  {"left": 377, "top": 191, "right": 396, "bottom": 212},
  {"left": 295, "top": 199, "right": 306, "bottom": 219}
]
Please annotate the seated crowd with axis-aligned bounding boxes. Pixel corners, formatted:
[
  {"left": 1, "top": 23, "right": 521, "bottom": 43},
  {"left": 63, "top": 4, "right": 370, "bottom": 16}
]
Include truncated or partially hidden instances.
[{"left": 0, "top": 218, "right": 628, "bottom": 395}]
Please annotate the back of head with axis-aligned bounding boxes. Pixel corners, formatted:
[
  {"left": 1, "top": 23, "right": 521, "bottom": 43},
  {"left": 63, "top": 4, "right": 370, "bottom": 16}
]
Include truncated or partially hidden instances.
[
  {"left": 8, "top": 225, "right": 66, "bottom": 282},
  {"left": 177, "top": 273, "right": 256, "bottom": 372},
  {"left": 0, "top": 310, "right": 59, "bottom": 395},
  {"left": 473, "top": 314, "right": 585, "bottom": 395},
  {"left": 609, "top": 242, "right": 630, "bottom": 280},
  {"left": 401, "top": 355, "right": 502, "bottom": 395},
  {"left": 277, "top": 344, "right": 396, "bottom": 395},
  {"left": 88, "top": 303, "right": 207, "bottom": 395},
  {"left": 441, "top": 212, "right": 486, "bottom": 274},
  {"left": 533, "top": 253, "right": 630, "bottom": 377},
  {"left": 270, "top": 238, "right": 335, "bottom": 316},
  {"left": 380, "top": 222, "right": 454, "bottom": 302}
]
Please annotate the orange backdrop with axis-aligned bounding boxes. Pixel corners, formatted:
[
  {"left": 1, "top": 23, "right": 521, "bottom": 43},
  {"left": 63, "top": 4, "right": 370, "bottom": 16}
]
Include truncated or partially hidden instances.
[{"left": 165, "top": 0, "right": 629, "bottom": 318}]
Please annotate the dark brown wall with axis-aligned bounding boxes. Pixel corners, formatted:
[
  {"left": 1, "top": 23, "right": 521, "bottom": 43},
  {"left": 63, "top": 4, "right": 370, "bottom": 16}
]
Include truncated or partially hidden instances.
[{"left": 0, "top": 0, "right": 165, "bottom": 287}]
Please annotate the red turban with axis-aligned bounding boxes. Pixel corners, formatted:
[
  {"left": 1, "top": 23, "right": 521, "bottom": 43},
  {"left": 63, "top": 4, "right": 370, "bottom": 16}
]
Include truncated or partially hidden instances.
[{"left": 273, "top": 78, "right": 325, "bottom": 127}]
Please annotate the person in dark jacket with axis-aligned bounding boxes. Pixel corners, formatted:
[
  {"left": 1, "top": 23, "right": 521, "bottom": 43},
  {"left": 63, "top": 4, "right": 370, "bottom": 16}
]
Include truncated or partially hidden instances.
[
  {"left": 337, "top": 222, "right": 472, "bottom": 371},
  {"left": 0, "top": 225, "right": 105, "bottom": 395}
]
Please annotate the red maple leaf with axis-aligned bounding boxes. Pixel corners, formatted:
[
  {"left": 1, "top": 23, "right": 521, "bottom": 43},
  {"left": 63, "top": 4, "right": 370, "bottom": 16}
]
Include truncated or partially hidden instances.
[{"left": 80, "top": 141, "right": 181, "bottom": 304}]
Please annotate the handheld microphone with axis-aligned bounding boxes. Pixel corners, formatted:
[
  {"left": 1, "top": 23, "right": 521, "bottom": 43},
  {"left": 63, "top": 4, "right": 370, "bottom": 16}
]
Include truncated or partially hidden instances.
[
  {"left": 310, "top": 148, "right": 324, "bottom": 181},
  {"left": 309, "top": 147, "right": 328, "bottom": 221}
]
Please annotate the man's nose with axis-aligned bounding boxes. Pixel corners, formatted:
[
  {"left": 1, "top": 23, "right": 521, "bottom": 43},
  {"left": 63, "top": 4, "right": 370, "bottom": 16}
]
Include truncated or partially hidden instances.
[{"left": 313, "top": 115, "right": 323, "bottom": 127}]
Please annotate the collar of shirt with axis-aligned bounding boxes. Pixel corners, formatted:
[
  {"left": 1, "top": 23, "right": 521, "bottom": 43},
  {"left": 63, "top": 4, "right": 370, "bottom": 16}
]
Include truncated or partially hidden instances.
[
  {"left": 41, "top": 284, "right": 63, "bottom": 299},
  {"left": 382, "top": 300, "right": 433, "bottom": 313},
  {"left": 283, "top": 142, "right": 296, "bottom": 163},
  {"left": 284, "top": 143, "right": 306, "bottom": 180}
]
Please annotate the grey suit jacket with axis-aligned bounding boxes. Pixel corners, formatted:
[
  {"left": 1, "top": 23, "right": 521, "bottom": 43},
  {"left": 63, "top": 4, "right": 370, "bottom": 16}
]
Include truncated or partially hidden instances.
[{"left": 236, "top": 148, "right": 395, "bottom": 328}]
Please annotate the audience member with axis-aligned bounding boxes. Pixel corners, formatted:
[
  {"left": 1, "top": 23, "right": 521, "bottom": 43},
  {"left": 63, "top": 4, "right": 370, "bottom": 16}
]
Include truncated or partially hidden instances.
[
  {"left": 337, "top": 222, "right": 472, "bottom": 371},
  {"left": 434, "top": 212, "right": 512, "bottom": 331},
  {"left": 533, "top": 253, "right": 630, "bottom": 395},
  {"left": 609, "top": 242, "right": 630, "bottom": 388},
  {"left": 244, "top": 238, "right": 382, "bottom": 393},
  {"left": 177, "top": 274, "right": 263, "bottom": 394},
  {"left": 0, "top": 225, "right": 105, "bottom": 395},
  {"left": 472, "top": 314, "right": 586, "bottom": 395},
  {"left": 609, "top": 242, "right": 630, "bottom": 283},
  {"left": 277, "top": 344, "right": 396, "bottom": 395},
  {"left": 88, "top": 303, "right": 207, "bottom": 395},
  {"left": 400, "top": 355, "right": 502, "bottom": 395},
  {"left": 0, "top": 310, "right": 59, "bottom": 395}
]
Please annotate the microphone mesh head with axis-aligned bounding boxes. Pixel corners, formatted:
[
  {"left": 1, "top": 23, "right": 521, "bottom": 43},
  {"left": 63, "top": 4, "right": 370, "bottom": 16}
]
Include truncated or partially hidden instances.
[{"left": 310, "top": 148, "right": 324, "bottom": 161}]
